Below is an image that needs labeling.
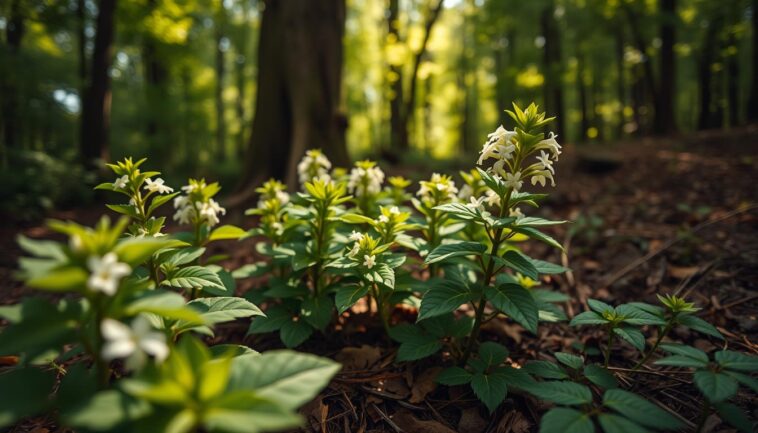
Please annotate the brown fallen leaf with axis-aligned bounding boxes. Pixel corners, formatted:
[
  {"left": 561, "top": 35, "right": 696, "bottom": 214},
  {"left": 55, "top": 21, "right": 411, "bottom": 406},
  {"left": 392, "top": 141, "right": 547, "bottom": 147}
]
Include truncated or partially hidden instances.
[
  {"left": 458, "top": 407, "right": 487, "bottom": 433},
  {"left": 668, "top": 265, "right": 699, "bottom": 280},
  {"left": 409, "top": 367, "right": 441, "bottom": 403},
  {"left": 335, "top": 345, "right": 383, "bottom": 370},
  {"left": 495, "top": 409, "right": 531, "bottom": 433},
  {"left": 392, "top": 409, "right": 457, "bottom": 433}
]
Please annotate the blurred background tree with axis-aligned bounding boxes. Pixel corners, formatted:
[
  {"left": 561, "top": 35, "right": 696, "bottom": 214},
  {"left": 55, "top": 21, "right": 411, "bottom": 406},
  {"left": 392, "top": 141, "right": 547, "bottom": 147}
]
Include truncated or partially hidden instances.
[{"left": 0, "top": 0, "right": 755, "bottom": 212}]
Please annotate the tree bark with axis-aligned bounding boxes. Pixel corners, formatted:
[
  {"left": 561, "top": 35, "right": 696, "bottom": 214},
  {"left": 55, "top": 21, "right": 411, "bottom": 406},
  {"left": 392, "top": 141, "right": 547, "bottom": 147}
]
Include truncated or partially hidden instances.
[
  {"left": 215, "top": 19, "right": 227, "bottom": 160},
  {"left": 387, "top": 0, "right": 404, "bottom": 153},
  {"left": 541, "top": 3, "right": 564, "bottom": 138},
  {"left": 577, "top": 54, "right": 589, "bottom": 141},
  {"left": 2, "top": 0, "right": 25, "bottom": 154},
  {"left": 697, "top": 15, "right": 720, "bottom": 130},
  {"left": 236, "top": 0, "right": 348, "bottom": 195},
  {"left": 748, "top": 0, "right": 758, "bottom": 121},
  {"left": 655, "top": 0, "right": 677, "bottom": 134},
  {"left": 615, "top": 25, "right": 626, "bottom": 138},
  {"left": 623, "top": 3, "right": 659, "bottom": 134},
  {"left": 80, "top": 0, "right": 116, "bottom": 167}
]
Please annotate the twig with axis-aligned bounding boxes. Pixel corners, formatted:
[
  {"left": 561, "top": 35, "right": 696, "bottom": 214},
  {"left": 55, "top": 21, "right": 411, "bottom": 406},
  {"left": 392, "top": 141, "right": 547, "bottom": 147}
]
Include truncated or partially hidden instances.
[
  {"left": 601, "top": 203, "right": 758, "bottom": 288},
  {"left": 371, "top": 403, "right": 404, "bottom": 433}
]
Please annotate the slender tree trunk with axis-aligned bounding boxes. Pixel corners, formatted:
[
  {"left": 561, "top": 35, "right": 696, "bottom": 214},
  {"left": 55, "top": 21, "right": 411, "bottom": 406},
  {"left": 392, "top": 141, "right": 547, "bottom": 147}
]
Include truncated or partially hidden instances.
[
  {"left": 215, "top": 23, "right": 226, "bottom": 160},
  {"left": 698, "top": 16, "right": 720, "bottom": 130},
  {"left": 2, "top": 0, "right": 25, "bottom": 155},
  {"left": 143, "top": 0, "right": 170, "bottom": 164},
  {"left": 387, "top": 0, "right": 404, "bottom": 153},
  {"left": 577, "top": 54, "right": 589, "bottom": 141},
  {"left": 541, "top": 3, "right": 564, "bottom": 138},
  {"left": 655, "top": 0, "right": 677, "bottom": 134},
  {"left": 80, "top": 0, "right": 116, "bottom": 167},
  {"left": 399, "top": 0, "right": 444, "bottom": 152},
  {"left": 748, "top": 0, "right": 758, "bottom": 121},
  {"left": 494, "top": 44, "right": 507, "bottom": 113},
  {"left": 235, "top": 56, "right": 247, "bottom": 159},
  {"left": 236, "top": 0, "right": 348, "bottom": 195},
  {"left": 624, "top": 4, "right": 659, "bottom": 134},
  {"left": 615, "top": 26, "right": 626, "bottom": 138}
]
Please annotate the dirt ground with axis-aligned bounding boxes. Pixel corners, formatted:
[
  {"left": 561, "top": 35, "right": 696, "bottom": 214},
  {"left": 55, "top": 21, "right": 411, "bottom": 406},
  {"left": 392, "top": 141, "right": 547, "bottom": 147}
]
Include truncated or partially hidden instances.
[{"left": 2, "top": 127, "right": 757, "bottom": 432}]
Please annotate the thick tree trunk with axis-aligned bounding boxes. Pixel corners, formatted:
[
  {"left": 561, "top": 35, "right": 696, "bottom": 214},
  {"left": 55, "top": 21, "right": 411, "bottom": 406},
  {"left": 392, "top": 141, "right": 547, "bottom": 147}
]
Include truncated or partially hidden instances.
[
  {"left": 541, "top": 3, "right": 564, "bottom": 138},
  {"left": 80, "top": 0, "right": 116, "bottom": 167},
  {"left": 624, "top": 4, "right": 659, "bottom": 134},
  {"left": 236, "top": 0, "right": 348, "bottom": 194},
  {"left": 697, "top": 16, "right": 720, "bottom": 130},
  {"left": 748, "top": 0, "right": 758, "bottom": 121},
  {"left": 655, "top": 0, "right": 677, "bottom": 134}
]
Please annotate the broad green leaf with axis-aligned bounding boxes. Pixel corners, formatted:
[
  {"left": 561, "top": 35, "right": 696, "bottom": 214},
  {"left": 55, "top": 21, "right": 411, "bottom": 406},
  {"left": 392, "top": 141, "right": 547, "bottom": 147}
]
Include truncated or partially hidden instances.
[
  {"left": 512, "top": 226, "right": 564, "bottom": 250},
  {"left": 616, "top": 304, "right": 667, "bottom": 326},
  {"left": 584, "top": 364, "right": 618, "bottom": 389},
  {"left": 527, "top": 257, "right": 569, "bottom": 274},
  {"left": 523, "top": 361, "right": 569, "bottom": 379},
  {"left": 434, "top": 203, "right": 481, "bottom": 220},
  {"left": 479, "top": 342, "right": 509, "bottom": 367},
  {"left": 570, "top": 311, "right": 608, "bottom": 326},
  {"left": 657, "top": 343, "right": 708, "bottom": 366},
  {"left": 389, "top": 324, "right": 443, "bottom": 361},
  {"left": 147, "top": 192, "right": 180, "bottom": 216},
  {"left": 713, "top": 402, "right": 754, "bottom": 433},
  {"left": 529, "top": 381, "right": 593, "bottom": 405},
  {"left": 247, "top": 306, "right": 291, "bottom": 334},
  {"left": 209, "top": 344, "right": 259, "bottom": 359},
  {"left": 555, "top": 352, "right": 584, "bottom": 370},
  {"left": 436, "top": 367, "right": 472, "bottom": 385},
  {"left": 515, "top": 217, "right": 567, "bottom": 227},
  {"left": 280, "top": 320, "right": 313, "bottom": 348},
  {"left": 673, "top": 314, "right": 721, "bottom": 339},
  {"left": 339, "top": 213, "right": 375, "bottom": 224},
  {"left": 229, "top": 350, "right": 341, "bottom": 409},
  {"left": 27, "top": 266, "right": 88, "bottom": 292},
  {"left": 162, "top": 266, "right": 225, "bottom": 291},
  {"left": 231, "top": 262, "right": 270, "bottom": 279},
  {"left": 714, "top": 350, "right": 758, "bottom": 372},
  {"left": 693, "top": 371, "right": 738, "bottom": 402},
  {"left": 603, "top": 389, "right": 683, "bottom": 430},
  {"left": 597, "top": 414, "right": 649, "bottom": 433},
  {"left": 495, "top": 250, "right": 539, "bottom": 280},
  {"left": 538, "top": 408, "right": 594, "bottom": 433},
  {"left": 613, "top": 326, "right": 646, "bottom": 352},
  {"left": 114, "top": 237, "right": 179, "bottom": 266},
  {"left": 485, "top": 283, "right": 539, "bottom": 333},
  {"left": 300, "top": 296, "right": 333, "bottom": 330},
  {"left": 0, "top": 367, "right": 56, "bottom": 428},
  {"left": 205, "top": 394, "right": 302, "bottom": 433},
  {"left": 417, "top": 280, "right": 473, "bottom": 321},
  {"left": 158, "top": 247, "right": 205, "bottom": 267},
  {"left": 124, "top": 290, "right": 204, "bottom": 323},
  {"left": 425, "top": 241, "right": 487, "bottom": 264},
  {"left": 189, "top": 297, "right": 264, "bottom": 325},
  {"left": 654, "top": 355, "right": 710, "bottom": 369},
  {"left": 17, "top": 235, "right": 66, "bottom": 260},
  {"left": 587, "top": 299, "right": 614, "bottom": 314},
  {"left": 209, "top": 225, "right": 247, "bottom": 241},
  {"left": 724, "top": 371, "right": 758, "bottom": 393},
  {"left": 365, "top": 264, "right": 395, "bottom": 289},
  {"left": 335, "top": 285, "right": 369, "bottom": 314},
  {"left": 492, "top": 365, "right": 535, "bottom": 390},
  {"left": 62, "top": 390, "right": 150, "bottom": 431},
  {"left": 471, "top": 373, "right": 508, "bottom": 413}
]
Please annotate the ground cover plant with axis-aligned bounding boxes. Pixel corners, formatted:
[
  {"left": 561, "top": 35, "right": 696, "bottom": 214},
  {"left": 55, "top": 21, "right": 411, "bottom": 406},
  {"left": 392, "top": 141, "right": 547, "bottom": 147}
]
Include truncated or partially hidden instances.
[{"left": 0, "top": 104, "right": 756, "bottom": 433}]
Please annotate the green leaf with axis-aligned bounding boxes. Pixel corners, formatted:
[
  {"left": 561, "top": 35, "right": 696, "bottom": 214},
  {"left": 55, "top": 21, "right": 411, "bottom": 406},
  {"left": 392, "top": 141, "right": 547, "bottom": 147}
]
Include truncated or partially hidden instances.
[
  {"left": 479, "top": 342, "right": 509, "bottom": 367},
  {"left": 189, "top": 297, "right": 264, "bottom": 325},
  {"left": 515, "top": 217, "right": 568, "bottom": 227},
  {"left": 204, "top": 394, "right": 302, "bottom": 433},
  {"left": 247, "top": 306, "right": 291, "bottom": 334},
  {"left": 339, "top": 213, "right": 375, "bottom": 224},
  {"left": 539, "top": 408, "right": 594, "bottom": 433},
  {"left": 676, "top": 314, "right": 723, "bottom": 339},
  {"left": 613, "top": 326, "right": 646, "bottom": 352},
  {"left": 162, "top": 266, "right": 225, "bottom": 291},
  {"left": 62, "top": 390, "right": 150, "bottom": 431},
  {"left": 158, "top": 247, "right": 206, "bottom": 267},
  {"left": 555, "top": 352, "right": 584, "bottom": 370},
  {"left": 584, "top": 364, "right": 618, "bottom": 389},
  {"left": 570, "top": 311, "right": 608, "bottom": 326},
  {"left": 27, "top": 266, "right": 89, "bottom": 292},
  {"left": 17, "top": 235, "right": 67, "bottom": 260},
  {"left": 528, "top": 381, "right": 593, "bottom": 405},
  {"left": 417, "top": 280, "right": 473, "bottom": 321},
  {"left": 434, "top": 202, "right": 481, "bottom": 220},
  {"left": 147, "top": 191, "right": 180, "bottom": 216},
  {"left": 228, "top": 350, "right": 341, "bottom": 410},
  {"left": 114, "top": 237, "right": 178, "bottom": 266},
  {"left": 437, "top": 367, "right": 472, "bottom": 386},
  {"left": 724, "top": 371, "right": 758, "bottom": 393},
  {"left": 106, "top": 204, "right": 139, "bottom": 218},
  {"left": 522, "top": 361, "right": 569, "bottom": 379},
  {"left": 714, "top": 350, "right": 758, "bottom": 372},
  {"left": 597, "top": 414, "right": 649, "bottom": 433},
  {"left": 300, "top": 296, "right": 333, "bottom": 331},
  {"left": 527, "top": 257, "right": 569, "bottom": 274},
  {"left": 209, "top": 225, "right": 247, "bottom": 241},
  {"left": 495, "top": 250, "right": 539, "bottom": 280},
  {"left": 0, "top": 367, "right": 56, "bottom": 428},
  {"left": 693, "top": 371, "right": 738, "bottom": 403},
  {"left": 511, "top": 226, "right": 564, "bottom": 250},
  {"left": 603, "top": 389, "right": 683, "bottom": 430},
  {"left": 425, "top": 241, "right": 487, "bottom": 264},
  {"left": 389, "top": 325, "right": 442, "bottom": 362},
  {"left": 335, "top": 285, "right": 369, "bottom": 314},
  {"left": 713, "top": 402, "right": 755, "bottom": 433},
  {"left": 280, "top": 320, "right": 313, "bottom": 348},
  {"left": 492, "top": 365, "right": 535, "bottom": 390},
  {"left": 587, "top": 299, "right": 614, "bottom": 314},
  {"left": 366, "top": 264, "right": 395, "bottom": 289},
  {"left": 125, "top": 290, "right": 204, "bottom": 323},
  {"left": 616, "top": 304, "right": 667, "bottom": 326},
  {"left": 655, "top": 355, "right": 710, "bottom": 369},
  {"left": 471, "top": 373, "right": 508, "bottom": 413},
  {"left": 656, "top": 343, "right": 708, "bottom": 367},
  {"left": 485, "top": 283, "right": 539, "bottom": 333}
]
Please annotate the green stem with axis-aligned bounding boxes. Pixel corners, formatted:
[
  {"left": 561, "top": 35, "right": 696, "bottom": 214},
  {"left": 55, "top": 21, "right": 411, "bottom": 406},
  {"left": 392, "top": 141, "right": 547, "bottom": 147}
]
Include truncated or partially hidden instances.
[
  {"left": 371, "top": 283, "right": 390, "bottom": 333},
  {"left": 604, "top": 330, "right": 614, "bottom": 368},
  {"left": 633, "top": 321, "right": 673, "bottom": 370},
  {"left": 694, "top": 399, "right": 710, "bottom": 433}
]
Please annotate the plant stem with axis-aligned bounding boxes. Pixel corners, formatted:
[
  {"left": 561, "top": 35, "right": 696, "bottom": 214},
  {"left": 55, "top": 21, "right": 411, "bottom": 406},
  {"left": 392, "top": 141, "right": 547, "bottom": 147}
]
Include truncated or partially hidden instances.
[
  {"left": 371, "top": 283, "right": 390, "bottom": 333},
  {"left": 694, "top": 398, "right": 710, "bottom": 433},
  {"left": 633, "top": 321, "right": 673, "bottom": 370},
  {"left": 604, "top": 330, "right": 614, "bottom": 368}
]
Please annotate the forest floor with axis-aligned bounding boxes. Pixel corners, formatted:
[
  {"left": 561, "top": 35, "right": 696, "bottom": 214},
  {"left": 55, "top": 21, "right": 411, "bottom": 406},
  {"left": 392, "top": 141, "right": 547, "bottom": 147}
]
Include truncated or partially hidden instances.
[{"left": 1, "top": 126, "right": 757, "bottom": 433}]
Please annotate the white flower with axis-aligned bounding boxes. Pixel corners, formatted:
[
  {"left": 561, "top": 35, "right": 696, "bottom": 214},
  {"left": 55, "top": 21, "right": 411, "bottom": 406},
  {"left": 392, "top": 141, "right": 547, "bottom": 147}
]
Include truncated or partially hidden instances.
[
  {"left": 465, "top": 196, "right": 486, "bottom": 212},
  {"left": 101, "top": 316, "right": 169, "bottom": 371},
  {"left": 348, "top": 242, "right": 361, "bottom": 258},
  {"left": 536, "top": 151, "right": 554, "bottom": 174},
  {"left": 349, "top": 231, "right": 364, "bottom": 242},
  {"left": 275, "top": 190, "right": 290, "bottom": 205},
  {"left": 348, "top": 164, "right": 385, "bottom": 197},
  {"left": 144, "top": 177, "right": 174, "bottom": 194},
  {"left": 510, "top": 207, "right": 524, "bottom": 218},
  {"left": 181, "top": 183, "right": 199, "bottom": 193},
  {"left": 531, "top": 170, "right": 555, "bottom": 187},
  {"left": 504, "top": 171, "right": 523, "bottom": 191},
  {"left": 87, "top": 253, "right": 131, "bottom": 296},
  {"left": 536, "top": 132, "right": 562, "bottom": 160},
  {"left": 297, "top": 150, "right": 332, "bottom": 185},
  {"left": 363, "top": 254, "right": 376, "bottom": 269},
  {"left": 389, "top": 206, "right": 400, "bottom": 215},
  {"left": 484, "top": 190, "right": 501, "bottom": 207},
  {"left": 378, "top": 215, "right": 389, "bottom": 223},
  {"left": 114, "top": 175, "right": 129, "bottom": 190},
  {"left": 478, "top": 125, "right": 516, "bottom": 166},
  {"left": 199, "top": 199, "right": 226, "bottom": 227},
  {"left": 173, "top": 205, "right": 193, "bottom": 225},
  {"left": 458, "top": 184, "right": 474, "bottom": 201}
]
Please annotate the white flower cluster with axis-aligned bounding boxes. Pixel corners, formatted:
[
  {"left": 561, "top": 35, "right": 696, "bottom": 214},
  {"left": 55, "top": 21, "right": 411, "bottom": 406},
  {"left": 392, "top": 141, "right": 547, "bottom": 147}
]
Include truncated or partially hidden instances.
[
  {"left": 417, "top": 173, "right": 458, "bottom": 203},
  {"left": 297, "top": 149, "right": 332, "bottom": 185},
  {"left": 173, "top": 183, "right": 226, "bottom": 227},
  {"left": 87, "top": 253, "right": 131, "bottom": 296},
  {"left": 101, "top": 315, "right": 168, "bottom": 371},
  {"left": 377, "top": 206, "right": 400, "bottom": 224},
  {"left": 478, "top": 126, "right": 517, "bottom": 176},
  {"left": 346, "top": 231, "right": 377, "bottom": 269},
  {"left": 347, "top": 162, "right": 385, "bottom": 197},
  {"left": 144, "top": 177, "right": 173, "bottom": 194}
]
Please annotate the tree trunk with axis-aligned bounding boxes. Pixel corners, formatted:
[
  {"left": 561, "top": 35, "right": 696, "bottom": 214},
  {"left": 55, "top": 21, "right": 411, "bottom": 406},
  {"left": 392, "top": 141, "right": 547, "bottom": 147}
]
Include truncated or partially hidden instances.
[
  {"left": 387, "top": 0, "right": 404, "bottom": 153},
  {"left": 541, "top": 3, "right": 564, "bottom": 138},
  {"left": 615, "top": 25, "right": 626, "bottom": 138},
  {"left": 748, "top": 0, "right": 758, "bottom": 121},
  {"left": 624, "top": 4, "right": 659, "bottom": 134},
  {"left": 80, "top": 0, "right": 116, "bottom": 167},
  {"left": 2, "top": 0, "right": 25, "bottom": 155},
  {"left": 577, "top": 54, "right": 589, "bottom": 141},
  {"left": 399, "top": 0, "right": 444, "bottom": 151},
  {"left": 655, "top": 0, "right": 677, "bottom": 134},
  {"left": 236, "top": 0, "right": 348, "bottom": 194},
  {"left": 215, "top": 21, "right": 226, "bottom": 160},
  {"left": 697, "top": 15, "right": 720, "bottom": 130},
  {"left": 726, "top": 30, "right": 739, "bottom": 127},
  {"left": 143, "top": 0, "right": 170, "bottom": 164}
]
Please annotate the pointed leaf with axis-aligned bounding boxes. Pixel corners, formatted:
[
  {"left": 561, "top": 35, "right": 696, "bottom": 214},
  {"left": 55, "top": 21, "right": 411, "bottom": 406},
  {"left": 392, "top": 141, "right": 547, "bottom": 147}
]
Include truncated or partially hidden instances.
[{"left": 485, "top": 283, "right": 539, "bottom": 333}]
